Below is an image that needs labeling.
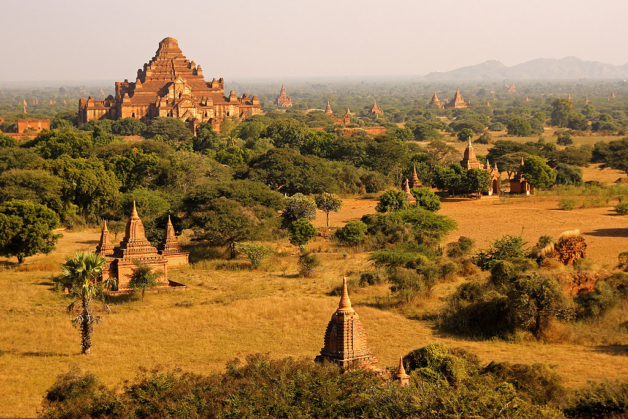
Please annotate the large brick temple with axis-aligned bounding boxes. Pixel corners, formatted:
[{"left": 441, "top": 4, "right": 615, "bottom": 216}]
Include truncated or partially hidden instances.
[{"left": 78, "top": 37, "right": 261, "bottom": 132}]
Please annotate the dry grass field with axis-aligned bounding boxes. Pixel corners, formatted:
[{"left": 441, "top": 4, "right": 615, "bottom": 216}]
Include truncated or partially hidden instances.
[{"left": 2, "top": 165, "right": 628, "bottom": 417}]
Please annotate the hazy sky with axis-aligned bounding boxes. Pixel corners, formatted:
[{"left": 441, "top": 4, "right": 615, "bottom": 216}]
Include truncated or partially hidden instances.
[{"left": 2, "top": 0, "right": 627, "bottom": 81}]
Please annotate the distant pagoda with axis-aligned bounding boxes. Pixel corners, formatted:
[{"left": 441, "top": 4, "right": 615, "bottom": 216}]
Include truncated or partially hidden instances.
[
  {"left": 429, "top": 92, "right": 444, "bottom": 109},
  {"left": 275, "top": 85, "right": 293, "bottom": 107},
  {"left": 444, "top": 88, "right": 468, "bottom": 109},
  {"left": 315, "top": 278, "right": 378, "bottom": 370},
  {"left": 507, "top": 83, "right": 517, "bottom": 93},
  {"left": 370, "top": 100, "right": 384, "bottom": 116}
]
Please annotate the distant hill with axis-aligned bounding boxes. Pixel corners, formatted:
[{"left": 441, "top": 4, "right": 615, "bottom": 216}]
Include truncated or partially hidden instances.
[{"left": 424, "top": 57, "right": 628, "bottom": 81}]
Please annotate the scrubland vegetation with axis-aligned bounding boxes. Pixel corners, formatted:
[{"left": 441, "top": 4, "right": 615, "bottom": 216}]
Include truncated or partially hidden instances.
[{"left": 3, "top": 81, "right": 628, "bottom": 417}]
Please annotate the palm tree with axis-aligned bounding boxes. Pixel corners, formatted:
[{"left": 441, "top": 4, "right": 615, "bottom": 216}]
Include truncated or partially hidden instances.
[{"left": 62, "top": 251, "right": 112, "bottom": 355}]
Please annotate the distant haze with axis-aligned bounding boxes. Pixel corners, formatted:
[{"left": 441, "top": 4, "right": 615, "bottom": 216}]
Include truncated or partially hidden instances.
[{"left": 2, "top": 0, "right": 628, "bottom": 82}]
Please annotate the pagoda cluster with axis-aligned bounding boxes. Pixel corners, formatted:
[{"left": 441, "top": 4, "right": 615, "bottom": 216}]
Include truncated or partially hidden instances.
[{"left": 95, "top": 202, "right": 189, "bottom": 290}]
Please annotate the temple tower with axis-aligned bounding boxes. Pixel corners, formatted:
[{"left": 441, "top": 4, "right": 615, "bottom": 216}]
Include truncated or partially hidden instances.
[
  {"left": 444, "top": 88, "right": 468, "bottom": 109},
  {"left": 324, "top": 101, "right": 333, "bottom": 116},
  {"left": 315, "top": 278, "right": 378, "bottom": 370},
  {"left": 275, "top": 85, "right": 293, "bottom": 107},
  {"left": 460, "top": 138, "right": 481, "bottom": 169},
  {"left": 410, "top": 165, "right": 422, "bottom": 188},
  {"left": 429, "top": 92, "right": 443, "bottom": 109},
  {"left": 395, "top": 357, "right": 410, "bottom": 387},
  {"left": 370, "top": 100, "right": 384, "bottom": 116},
  {"left": 114, "top": 202, "right": 159, "bottom": 260},
  {"left": 507, "top": 83, "right": 517, "bottom": 93},
  {"left": 158, "top": 215, "right": 189, "bottom": 266},
  {"left": 95, "top": 221, "right": 115, "bottom": 256}
]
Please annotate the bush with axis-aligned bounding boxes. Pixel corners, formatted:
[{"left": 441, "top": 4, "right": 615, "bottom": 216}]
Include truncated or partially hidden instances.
[
  {"left": 410, "top": 187, "right": 441, "bottom": 211},
  {"left": 298, "top": 251, "right": 321, "bottom": 277},
  {"left": 565, "top": 380, "right": 628, "bottom": 418},
  {"left": 336, "top": 221, "right": 368, "bottom": 246},
  {"left": 558, "top": 197, "right": 579, "bottom": 211},
  {"left": 475, "top": 132, "right": 493, "bottom": 144},
  {"left": 403, "top": 343, "right": 481, "bottom": 385},
  {"left": 446, "top": 236, "right": 474, "bottom": 259},
  {"left": 615, "top": 202, "right": 628, "bottom": 215},
  {"left": 474, "top": 234, "right": 528, "bottom": 270},
  {"left": 281, "top": 193, "right": 317, "bottom": 227},
  {"left": 359, "top": 271, "right": 385, "bottom": 286},
  {"left": 375, "top": 190, "right": 408, "bottom": 213},
  {"left": 557, "top": 133, "right": 574, "bottom": 146},
  {"left": 287, "top": 218, "right": 317, "bottom": 246},
  {"left": 574, "top": 281, "right": 619, "bottom": 318},
  {"left": 489, "top": 122, "right": 505, "bottom": 132},
  {"left": 235, "top": 242, "right": 275, "bottom": 269}
]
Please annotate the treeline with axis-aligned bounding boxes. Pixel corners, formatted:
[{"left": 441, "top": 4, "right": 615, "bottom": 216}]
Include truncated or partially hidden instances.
[{"left": 40, "top": 346, "right": 628, "bottom": 418}]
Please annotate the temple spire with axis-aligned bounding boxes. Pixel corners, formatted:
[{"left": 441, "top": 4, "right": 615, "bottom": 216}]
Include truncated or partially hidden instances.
[
  {"left": 395, "top": 356, "right": 410, "bottom": 386},
  {"left": 338, "top": 277, "right": 352, "bottom": 311}
]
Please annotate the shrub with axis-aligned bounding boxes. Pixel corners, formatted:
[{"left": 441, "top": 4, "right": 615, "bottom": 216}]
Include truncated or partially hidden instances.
[
  {"left": 375, "top": 190, "right": 408, "bottom": 213},
  {"left": 359, "top": 271, "right": 385, "bottom": 286},
  {"left": 565, "top": 380, "right": 628, "bottom": 418},
  {"left": 281, "top": 193, "right": 316, "bottom": 227},
  {"left": 410, "top": 187, "right": 441, "bottom": 211},
  {"left": 403, "top": 343, "right": 481, "bottom": 385},
  {"left": 298, "top": 251, "right": 321, "bottom": 277},
  {"left": 446, "top": 236, "right": 474, "bottom": 259},
  {"left": 336, "top": 221, "right": 368, "bottom": 246},
  {"left": 483, "top": 361, "right": 566, "bottom": 405},
  {"left": 474, "top": 234, "right": 528, "bottom": 270},
  {"left": 557, "top": 133, "right": 574, "bottom": 146},
  {"left": 475, "top": 132, "right": 493, "bottom": 144},
  {"left": 287, "top": 218, "right": 317, "bottom": 246},
  {"left": 558, "top": 197, "right": 579, "bottom": 211},
  {"left": 615, "top": 202, "right": 628, "bottom": 215},
  {"left": 574, "top": 281, "right": 619, "bottom": 318},
  {"left": 235, "top": 242, "right": 275, "bottom": 269},
  {"left": 489, "top": 122, "right": 505, "bottom": 132}
]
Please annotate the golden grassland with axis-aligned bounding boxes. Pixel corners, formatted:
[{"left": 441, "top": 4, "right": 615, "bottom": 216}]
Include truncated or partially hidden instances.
[{"left": 2, "top": 169, "right": 628, "bottom": 417}]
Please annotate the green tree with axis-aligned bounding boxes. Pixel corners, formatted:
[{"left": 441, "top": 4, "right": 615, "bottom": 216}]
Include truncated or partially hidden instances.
[
  {"left": 550, "top": 98, "right": 574, "bottom": 127},
  {"left": 336, "top": 220, "right": 368, "bottom": 245},
  {"left": 507, "top": 117, "right": 532, "bottom": 137},
  {"left": 0, "top": 133, "right": 17, "bottom": 148},
  {"left": 410, "top": 187, "right": 441, "bottom": 211},
  {"left": 183, "top": 180, "right": 284, "bottom": 212},
  {"left": 107, "top": 148, "right": 160, "bottom": 192},
  {"left": 375, "top": 190, "right": 408, "bottom": 212},
  {"left": 245, "top": 148, "right": 338, "bottom": 195},
  {"left": 465, "top": 168, "right": 491, "bottom": 195},
  {"left": 567, "top": 113, "right": 590, "bottom": 131},
  {"left": 111, "top": 118, "right": 146, "bottom": 136},
  {"left": 315, "top": 193, "right": 343, "bottom": 227},
  {"left": 554, "top": 163, "right": 583, "bottom": 186},
  {"left": 27, "top": 129, "right": 94, "bottom": 159},
  {"left": 508, "top": 274, "right": 565, "bottom": 337},
  {"left": 143, "top": 117, "right": 193, "bottom": 144},
  {"left": 288, "top": 218, "right": 317, "bottom": 246},
  {"left": 592, "top": 138, "right": 628, "bottom": 176},
  {"left": 128, "top": 261, "right": 162, "bottom": 301},
  {"left": 186, "top": 197, "right": 270, "bottom": 258},
  {"left": 522, "top": 156, "right": 557, "bottom": 189},
  {"left": 0, "top": 169, "right": 65, "bottom": 216},
  {"left": 261, "top": 119, "right": 311, "bottom": 150},
  {"left": 62, "top": 251, "right": 110, "bottom": 354},
  {"left": 457, "top": 128, "right": 474, "bottom": 143},
  {"left": 413, "top": 122, "right": 444, "bottom": 141},
  {"left": 432, "top": 164, "right": 465, "bottom": 196},
  {"left": 215, "top": 146, "right": 249, "bottom": 167},
  {"left": 46, "top": 156, "right": 121, "bottom": 218},
  {"left": 282, "top": 193, "right": 317, "bottom": 227},
  {"left": 0, "top": 199, "right": 61, "bottom": 264},
  {"left": 193, "top": 122, "right": 226, "bottom": 153},
  {"left": 394, "top": 127, "right": 414, "bottom": 142}
]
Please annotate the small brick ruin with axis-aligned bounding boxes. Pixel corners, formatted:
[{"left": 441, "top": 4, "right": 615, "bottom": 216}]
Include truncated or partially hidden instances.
[{"left": 539, "top": 230, "right": 587, "bottom": 266}]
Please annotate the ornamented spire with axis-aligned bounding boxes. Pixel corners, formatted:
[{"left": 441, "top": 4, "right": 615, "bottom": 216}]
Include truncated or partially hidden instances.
[
  {"left": 324, "top": 101, "right": 333, "bottom": 115},
  {"left": 96, "top": 220, "right": 115, "bottom": 256},
  {"left": 338, "top": 277, "right": 353, "bottom": 311}
]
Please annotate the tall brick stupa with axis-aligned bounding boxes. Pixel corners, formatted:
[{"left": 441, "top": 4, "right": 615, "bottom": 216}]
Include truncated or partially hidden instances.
[{"left": 315, "top": 278, "right": 378, "bottom": 370}]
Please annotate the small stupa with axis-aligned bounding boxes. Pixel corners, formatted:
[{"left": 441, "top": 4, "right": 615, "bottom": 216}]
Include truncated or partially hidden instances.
[
  {"left": 95, "top": 221, "right": 115, "bottom": 256},
  {"left": 315, "top": 278, "right": 378, "bottom": 370},
  {"left": 395, "top": 357, "right": 410, "bottom": 386},
  {"left": 370, "top": 100, "right": 384, "bottom": 116},
  {"left": 410, "top": 165, "right": 422, "bottom": 188}
]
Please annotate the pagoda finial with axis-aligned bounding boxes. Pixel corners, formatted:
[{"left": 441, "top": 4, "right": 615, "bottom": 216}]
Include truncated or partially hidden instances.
[
  {"left": 521, "top": 156, "right": 525, "bottom": 166},
  {"left": 103, "top": 220, "right": 109, "bottom": 231},
  {"left": 397, "top": 356, "right": 407, "bottom": 376},
  {"left": 131, "top": 201, "right": 138, "bottom": 217},
  {"left": 338, "top": 277, "right": 352, "bottom": 310}
]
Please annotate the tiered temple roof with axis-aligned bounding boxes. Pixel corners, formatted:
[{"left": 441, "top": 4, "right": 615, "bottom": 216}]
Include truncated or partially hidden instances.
[
  {"left": 460, "top": 139, "right": 482, "bottom": 169},
  {"left": 98, "top": 203, "right": 188, "bottom": 289},
  {"left": 410, "top": 165, "right": 422, "bottom": 188},
  {"left": 315, "top": 278, "right": 378, "bottom": 369},
  {"left": 507, "top": 83, "right": 517, "bottom": 93},
  {"left": 370, "top": 100, "right": 384, "bottom": 115},
  {"left": 444, "top": 88, "right": 468, "bottom": 109},
  {"left": 78, "top": 37, "right": 261, "bottom": 133},
  {"left": 275, "top": 85, "right": 293, "bottom": 107}
]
